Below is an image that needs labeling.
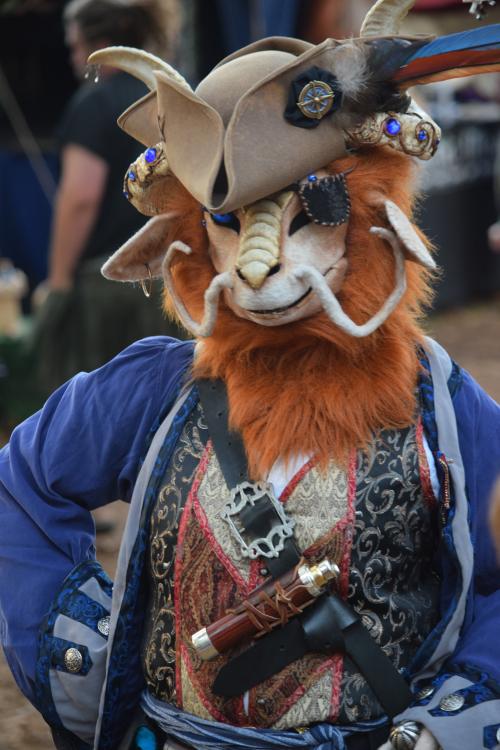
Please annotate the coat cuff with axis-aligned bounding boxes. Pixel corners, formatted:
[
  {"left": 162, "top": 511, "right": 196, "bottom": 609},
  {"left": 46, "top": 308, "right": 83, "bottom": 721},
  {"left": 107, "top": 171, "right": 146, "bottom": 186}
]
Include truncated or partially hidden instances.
[
  {"left": 395, "top": 666, "right": 500, "bottom": 749},
  {"left": 35, "top": 560, "right": 113, "bottom": 748}
]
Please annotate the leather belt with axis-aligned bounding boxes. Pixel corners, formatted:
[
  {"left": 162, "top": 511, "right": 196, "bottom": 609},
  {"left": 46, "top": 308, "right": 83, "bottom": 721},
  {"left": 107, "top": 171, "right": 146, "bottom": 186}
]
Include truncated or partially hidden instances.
[{"left": 213, "top": 593, "right": 413, "bottom": 718}]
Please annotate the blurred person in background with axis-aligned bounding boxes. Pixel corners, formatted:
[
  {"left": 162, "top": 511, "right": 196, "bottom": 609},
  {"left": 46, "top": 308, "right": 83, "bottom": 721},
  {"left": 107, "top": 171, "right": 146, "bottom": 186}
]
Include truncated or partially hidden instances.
[{"left": 33, "top": 0, "right": 184, "bottom": 395}]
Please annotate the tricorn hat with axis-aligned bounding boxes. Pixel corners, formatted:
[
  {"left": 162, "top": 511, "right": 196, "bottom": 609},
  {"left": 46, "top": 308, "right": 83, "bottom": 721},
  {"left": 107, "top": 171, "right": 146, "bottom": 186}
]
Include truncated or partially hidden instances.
[{"left": 90, "top": 0, "right": 500, "bottom": 214}]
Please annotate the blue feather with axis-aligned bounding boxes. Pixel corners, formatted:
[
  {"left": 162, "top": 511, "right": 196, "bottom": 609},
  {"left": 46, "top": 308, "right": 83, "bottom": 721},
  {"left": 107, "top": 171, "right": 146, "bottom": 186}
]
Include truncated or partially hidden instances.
[{"left": 407, "top": 23, "right": 500, "bottom": 62}]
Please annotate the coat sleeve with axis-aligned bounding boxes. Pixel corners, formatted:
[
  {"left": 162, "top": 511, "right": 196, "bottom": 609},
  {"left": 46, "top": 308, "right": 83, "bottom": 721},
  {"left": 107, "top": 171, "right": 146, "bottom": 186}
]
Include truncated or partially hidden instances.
[
  {"left": 0, "top": 337, "right": 193, "bottom": 708},
  {"left": 395, "top": 369, "right": 500, "bottom": 750}
]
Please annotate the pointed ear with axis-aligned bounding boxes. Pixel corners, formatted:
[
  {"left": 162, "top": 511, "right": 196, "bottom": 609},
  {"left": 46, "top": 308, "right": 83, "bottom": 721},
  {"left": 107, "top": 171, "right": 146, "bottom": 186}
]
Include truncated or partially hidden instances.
[
  {"left": 101, "top": 213, "right": 178, "bottom": 281},
  {"left": 384, "top": 200, "right": 436, "bottom": 270}
]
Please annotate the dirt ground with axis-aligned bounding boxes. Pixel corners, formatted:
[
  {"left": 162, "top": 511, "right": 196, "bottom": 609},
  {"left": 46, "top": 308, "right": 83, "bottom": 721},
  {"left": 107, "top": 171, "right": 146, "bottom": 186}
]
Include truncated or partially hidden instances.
[{"left": 0, "top": 301, "right": 499, "bottom": 750}]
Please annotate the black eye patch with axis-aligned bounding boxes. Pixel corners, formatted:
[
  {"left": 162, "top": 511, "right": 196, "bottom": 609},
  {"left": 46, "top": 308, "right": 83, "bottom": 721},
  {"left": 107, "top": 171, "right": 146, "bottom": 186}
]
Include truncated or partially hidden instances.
[
  {"left": 289, "top": 209, "right": 311, "bottom": 236},
  {"left": 296, "top": 173, "right": 351, "bottom": 227},
  {"left": 210, "top": 211, "right": 241, "bottom": 233}
]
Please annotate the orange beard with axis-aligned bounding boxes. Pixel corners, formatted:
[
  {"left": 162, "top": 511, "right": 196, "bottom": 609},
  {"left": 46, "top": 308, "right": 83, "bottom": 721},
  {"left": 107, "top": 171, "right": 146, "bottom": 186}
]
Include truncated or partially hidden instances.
[{"left": 165, "top": 148, "right": 435, "bottom": 479}]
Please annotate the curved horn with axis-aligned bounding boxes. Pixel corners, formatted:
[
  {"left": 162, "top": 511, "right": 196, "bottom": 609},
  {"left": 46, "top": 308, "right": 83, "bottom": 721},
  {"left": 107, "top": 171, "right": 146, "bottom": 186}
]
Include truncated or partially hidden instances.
[
  {"left": 88, "top": 46, "right": 192, "bottom": 92},
  {"left": 360, "top": 0, "right": 416, "bottom": 38}
]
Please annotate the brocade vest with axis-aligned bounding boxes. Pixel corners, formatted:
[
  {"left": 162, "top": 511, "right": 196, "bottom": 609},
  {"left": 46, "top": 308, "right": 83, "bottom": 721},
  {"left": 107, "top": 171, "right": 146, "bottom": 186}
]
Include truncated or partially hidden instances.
[{"left": 141, "top": 401, "right": 440, "bottom": 729}]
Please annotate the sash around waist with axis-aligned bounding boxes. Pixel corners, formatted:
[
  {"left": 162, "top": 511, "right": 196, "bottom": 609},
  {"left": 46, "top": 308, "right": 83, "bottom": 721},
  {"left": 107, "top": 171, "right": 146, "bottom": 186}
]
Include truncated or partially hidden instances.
[{"left": 140, "top": 691, "right": 389, "bottom": 750}]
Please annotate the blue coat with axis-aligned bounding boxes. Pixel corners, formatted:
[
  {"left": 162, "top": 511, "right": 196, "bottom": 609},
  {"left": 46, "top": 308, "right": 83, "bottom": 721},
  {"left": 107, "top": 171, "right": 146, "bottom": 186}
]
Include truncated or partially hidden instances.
[{"left": 0, "top": 337, "right": 499, "bottom": 749}]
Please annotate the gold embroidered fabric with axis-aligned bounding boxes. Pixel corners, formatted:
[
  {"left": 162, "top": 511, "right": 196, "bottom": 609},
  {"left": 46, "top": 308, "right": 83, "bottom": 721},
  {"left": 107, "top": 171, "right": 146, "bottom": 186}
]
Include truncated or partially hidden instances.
[
  {"left": 338, "top": 426, "right": 440, "bottom": 722},
  {"left": 142, "top": 403, "right": 207, "bottom": 702},
  {"left": 143, "top": 407, "right": 440, "bottom": 729}
]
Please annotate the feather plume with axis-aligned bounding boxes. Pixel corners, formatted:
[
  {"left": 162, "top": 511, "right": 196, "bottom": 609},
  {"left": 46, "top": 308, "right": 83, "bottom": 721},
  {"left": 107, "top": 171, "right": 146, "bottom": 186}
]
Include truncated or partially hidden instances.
[
  {"left": 392, "top": 23, "right": 500, "bottom": 86},
  {"left": 332, "top": 41, "right": 370, "bottom": 101},
  {"left": 342, "top": 38, "right": 425, "bottom": 114}
]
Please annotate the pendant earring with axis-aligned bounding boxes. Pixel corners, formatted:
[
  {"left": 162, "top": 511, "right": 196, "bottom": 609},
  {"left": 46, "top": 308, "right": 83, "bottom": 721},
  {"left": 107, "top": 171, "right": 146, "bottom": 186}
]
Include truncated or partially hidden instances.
[{"left": 140, "top": 263, "right": 153, "bottom": 298}]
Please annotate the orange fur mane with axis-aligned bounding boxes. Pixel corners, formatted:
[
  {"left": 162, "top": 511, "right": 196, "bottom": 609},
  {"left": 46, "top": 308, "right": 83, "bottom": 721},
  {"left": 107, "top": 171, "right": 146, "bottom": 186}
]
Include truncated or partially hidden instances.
[{"left": 163, "top": 148, "right": 435, "bottom": 478}]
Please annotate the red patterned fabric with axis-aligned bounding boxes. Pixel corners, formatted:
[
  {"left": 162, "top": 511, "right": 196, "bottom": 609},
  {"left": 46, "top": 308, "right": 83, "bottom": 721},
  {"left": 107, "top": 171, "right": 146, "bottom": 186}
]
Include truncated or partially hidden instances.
[
  {"left": 174, "top": 444, "right": 356, "bottom": 728},
  {"left": 144, "top": 408, "right": 440, "bottom": 729}
]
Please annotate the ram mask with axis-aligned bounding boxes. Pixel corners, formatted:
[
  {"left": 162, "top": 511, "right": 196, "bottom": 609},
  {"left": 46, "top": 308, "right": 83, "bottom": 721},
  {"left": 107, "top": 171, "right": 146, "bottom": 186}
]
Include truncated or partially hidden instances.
[{"left": 90, "top": 0, "right": 500, "bottom": 338}]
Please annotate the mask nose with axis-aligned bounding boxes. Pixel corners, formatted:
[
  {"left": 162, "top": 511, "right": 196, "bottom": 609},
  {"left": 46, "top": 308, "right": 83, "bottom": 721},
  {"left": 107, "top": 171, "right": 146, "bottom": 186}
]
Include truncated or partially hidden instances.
[{"left": 236, "top": 260, "right": 281, "bottom": 289}]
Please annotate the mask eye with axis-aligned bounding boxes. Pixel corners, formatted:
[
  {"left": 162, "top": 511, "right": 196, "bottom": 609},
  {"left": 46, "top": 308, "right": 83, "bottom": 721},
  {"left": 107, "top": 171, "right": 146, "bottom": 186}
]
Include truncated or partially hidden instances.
[
  {"left": 289, "top": 210, "right": 311, "bottom": 236},
  {"left": 210, "top": 212, "right": 240, "bottom": 233}
]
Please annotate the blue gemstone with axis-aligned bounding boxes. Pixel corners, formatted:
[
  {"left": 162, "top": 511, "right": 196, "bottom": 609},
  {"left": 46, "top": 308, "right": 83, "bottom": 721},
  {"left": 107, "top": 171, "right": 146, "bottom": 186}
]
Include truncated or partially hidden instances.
[
  {"left": 307, "top": 174, "right": 318, "bottom": 183},
  {"left": 212, "top": 212, "right": 233, "bottom": 224},
  {"left": 385, "top": 118, "right": 401, "bottom": 136},
  {"left": 123, "top": 190, "right": 130, "bottom": 200},
  {"left": 128, "top": 171, "right": 136, "bottom": 181},
  {"left": 417, "top": 129, "right": 428, "bottom": 142},
  {"left": 145, "top": 147, "right": 157, "bottom": 163},
  {"left": 134, "top": 726, "right": 157, "bottom": 750}
]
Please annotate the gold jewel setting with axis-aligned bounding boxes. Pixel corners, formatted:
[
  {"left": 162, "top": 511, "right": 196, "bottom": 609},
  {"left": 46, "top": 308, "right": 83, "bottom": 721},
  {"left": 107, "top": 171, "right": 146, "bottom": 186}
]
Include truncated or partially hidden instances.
[
  {"left": 297, "top": 81, "right": 335, "bottom": 120},
  {"left": 346, "top": 111, "right": 441, "bottom": 161}
]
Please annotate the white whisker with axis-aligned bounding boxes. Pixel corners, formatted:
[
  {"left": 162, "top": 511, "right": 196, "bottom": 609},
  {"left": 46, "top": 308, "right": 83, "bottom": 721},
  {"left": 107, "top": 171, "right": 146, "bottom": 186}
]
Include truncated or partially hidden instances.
[
  {"left": 294, "top": 227, "right": 406, "bottom": 337},
  {"left": 162, "top": 241, "right": 233, "bottom": 337}
]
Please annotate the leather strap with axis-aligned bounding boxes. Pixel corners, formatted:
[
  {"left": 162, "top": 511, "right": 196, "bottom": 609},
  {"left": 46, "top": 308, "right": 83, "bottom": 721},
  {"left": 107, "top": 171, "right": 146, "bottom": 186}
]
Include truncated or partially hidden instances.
[
  {"left": 196, "top": 378, "right": 247, "bottom": 489},
  {"left": 196, "top": 378, "right": 302, "bottom": 578},
  {"left": 238, "top": 497, "right": 302, "bottom": 578},
  {"left": 214, "top": 594, "right": 413, "bottom": 719}
]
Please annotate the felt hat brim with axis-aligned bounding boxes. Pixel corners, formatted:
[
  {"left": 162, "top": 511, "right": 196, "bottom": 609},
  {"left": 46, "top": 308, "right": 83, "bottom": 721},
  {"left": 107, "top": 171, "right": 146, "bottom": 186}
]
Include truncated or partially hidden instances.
[{"left": 114, "top": 24, "right": 500, "bottom": 213}]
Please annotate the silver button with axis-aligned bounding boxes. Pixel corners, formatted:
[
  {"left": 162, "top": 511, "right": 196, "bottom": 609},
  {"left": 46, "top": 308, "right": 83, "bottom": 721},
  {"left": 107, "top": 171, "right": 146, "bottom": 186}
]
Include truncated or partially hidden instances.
[
  {"left": 64, "top": 647, "right": 83, "bottom": 673},
  {"left": 417, "top": 685, "right": 434, "bottom": 700},
  {"left": 439, "top": 693, "right": 465, "bottom": 712},
  {"left": 496, "top": 727, "right": 500, "bottom": 744},
  {"left": 97, "top": 615, "right": 110, "bottom": 637},
  {"left": 389, "top": 721, "right": 421, "bottom": 750}
]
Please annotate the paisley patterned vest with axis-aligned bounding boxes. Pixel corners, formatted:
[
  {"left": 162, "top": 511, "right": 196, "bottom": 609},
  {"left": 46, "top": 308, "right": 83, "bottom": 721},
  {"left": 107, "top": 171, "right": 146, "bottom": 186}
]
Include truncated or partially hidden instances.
[{"left": 141, "top": 401, "right": 440, "bottom": 729}]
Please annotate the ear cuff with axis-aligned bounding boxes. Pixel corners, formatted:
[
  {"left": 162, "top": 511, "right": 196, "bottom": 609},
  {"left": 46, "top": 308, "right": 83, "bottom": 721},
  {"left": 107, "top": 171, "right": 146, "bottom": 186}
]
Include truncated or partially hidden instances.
[
  {"left": 123, "top": 142, "right": 171, "bottom": 215},
  {"left": 139, "top": 263, "right": 153, "bottom": 298},
  {"left": 345, "top": 110, "right": 441, "bottom": 161}
]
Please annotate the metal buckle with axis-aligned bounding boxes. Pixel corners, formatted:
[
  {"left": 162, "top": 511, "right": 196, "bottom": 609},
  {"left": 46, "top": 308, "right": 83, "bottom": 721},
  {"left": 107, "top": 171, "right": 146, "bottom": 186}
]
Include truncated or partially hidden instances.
[{"left": 221, "top": 481, "right": 295, "bottom": 559}]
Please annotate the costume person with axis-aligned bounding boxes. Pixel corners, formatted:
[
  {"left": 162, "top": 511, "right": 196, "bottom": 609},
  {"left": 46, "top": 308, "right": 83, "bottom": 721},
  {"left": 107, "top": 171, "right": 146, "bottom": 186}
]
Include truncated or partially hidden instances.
[{"left": 1, "top": 1, "right": 500, "bottom": 749}]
